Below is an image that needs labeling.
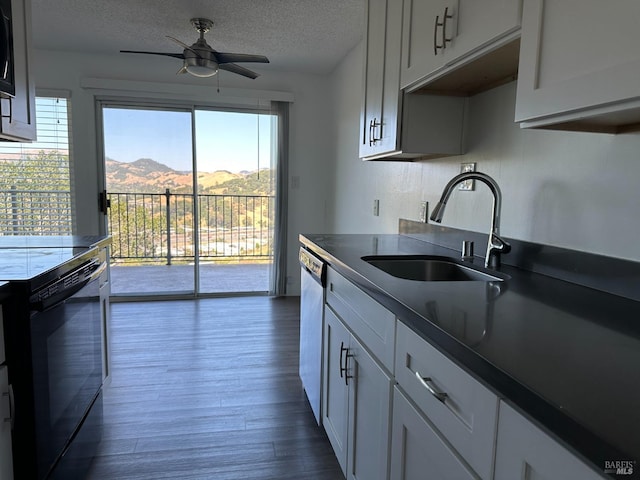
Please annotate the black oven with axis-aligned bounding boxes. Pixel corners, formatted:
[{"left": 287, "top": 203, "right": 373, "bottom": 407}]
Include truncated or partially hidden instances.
[
  {"left": 2, "top": 247, "right": 105, "bottom": 479},
  {"left": 0, "top": 0, "right": 15, "bottom": 97}
]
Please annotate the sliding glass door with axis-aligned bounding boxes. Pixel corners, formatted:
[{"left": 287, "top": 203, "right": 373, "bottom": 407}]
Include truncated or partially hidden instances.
[
  {"left": 101, "top": 103, "right": 276, "bottom": 297},
  {"left": 194, "top": 109, "right": 276, "bottom": 294}
]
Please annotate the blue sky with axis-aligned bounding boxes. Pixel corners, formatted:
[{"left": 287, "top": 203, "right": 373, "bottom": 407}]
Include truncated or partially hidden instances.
[{"left": 102, "top": 108, "right": 274, "bottom": 173}]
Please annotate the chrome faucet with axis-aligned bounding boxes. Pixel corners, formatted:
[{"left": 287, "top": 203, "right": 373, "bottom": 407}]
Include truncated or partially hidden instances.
[{"left": 430, "top": 172, "right": 511, "bottom": 268}]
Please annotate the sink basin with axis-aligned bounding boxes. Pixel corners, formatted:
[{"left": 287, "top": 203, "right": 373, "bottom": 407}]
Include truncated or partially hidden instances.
[{"left": 361, "top": 255, "right": 505, "bottom": 282}]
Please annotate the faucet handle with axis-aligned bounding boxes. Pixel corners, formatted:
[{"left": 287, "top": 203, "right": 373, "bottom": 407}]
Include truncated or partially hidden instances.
[
  {"left": 491, "top": 234, "right": 511, "bottom": 253},
  {"left": 486, "top": 234, "right": 511, "bottom": 269}
]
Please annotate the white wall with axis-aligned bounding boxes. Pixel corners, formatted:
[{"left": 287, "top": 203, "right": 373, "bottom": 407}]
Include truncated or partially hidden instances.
[
  {"left": 33, "top": 49, "right": 334, "bottom": 294},
  {"left": 328, "top": 41, "right": 640, "bottom": 263}
]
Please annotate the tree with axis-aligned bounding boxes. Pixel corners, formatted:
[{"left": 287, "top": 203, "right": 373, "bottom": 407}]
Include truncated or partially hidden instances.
[{"left": 0, "top": 150, "right": 72, "bottom": 235}]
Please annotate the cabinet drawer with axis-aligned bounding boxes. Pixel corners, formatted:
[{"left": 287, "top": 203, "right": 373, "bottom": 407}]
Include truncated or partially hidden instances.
[
  {"left": 326, "top": 267, "right": 396, "bottom": 371},
  {"left": 395, "top": 321, "right": 498, "bottom": 479}
]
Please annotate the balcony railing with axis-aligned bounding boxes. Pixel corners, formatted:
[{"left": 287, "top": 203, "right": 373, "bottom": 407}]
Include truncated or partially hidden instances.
[
  {"left": 0, "top": 188, "right": 274, "bottom": 265},
  {"left": 0, "top": 187, "right": 73, "bottom": 235},
  {"left": 108, "top": 190, "right": 274, "bottom": 264}
]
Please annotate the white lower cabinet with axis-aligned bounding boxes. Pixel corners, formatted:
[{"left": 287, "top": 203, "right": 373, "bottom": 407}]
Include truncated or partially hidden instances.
[
  {"left": 395, "top": 321, "right": 498, "bottom": 479},
  {"left": 494, "top": 402, "right": 605, "bottom": 480},
  {"left": 317, "top": 267, "right": 604, "bottom": 480},
  {"left": 322, "top": 306, "right": 392, "bottom": 480},
  {"left": 390, "top": 387, "right": 477, "bottom": 480}
]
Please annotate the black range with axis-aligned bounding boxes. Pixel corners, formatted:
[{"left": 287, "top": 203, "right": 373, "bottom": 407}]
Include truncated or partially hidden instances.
[
  {"left": 300, "top": 229, "right": 640, "bottom": 476},
  {"left": 0, "top": 235, "right": 110, "bottom": 479}
]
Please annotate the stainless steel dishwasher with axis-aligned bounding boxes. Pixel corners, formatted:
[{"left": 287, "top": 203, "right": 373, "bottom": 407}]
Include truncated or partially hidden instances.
[{"left": 299, "top": 247, "right": 326, "bottom": 425}]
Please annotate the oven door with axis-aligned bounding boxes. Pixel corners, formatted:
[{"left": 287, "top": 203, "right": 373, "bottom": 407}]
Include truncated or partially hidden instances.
[{"left": 30, "top": 262, "right": 104, "bottom": 478}]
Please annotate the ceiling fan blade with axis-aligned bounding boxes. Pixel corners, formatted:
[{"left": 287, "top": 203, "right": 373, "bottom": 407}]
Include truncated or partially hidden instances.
[
  {"left": 166, "top": 36, "right": 203, "bottom": 57},
  {"left": 215, "top": 53, "right": 270, "bottom": 65},
  {"left": 120, "top": 50, "right": 184, "bottom": 59},
  {"left": 219, "top": 63, "right": 260, "bottom": 79}
]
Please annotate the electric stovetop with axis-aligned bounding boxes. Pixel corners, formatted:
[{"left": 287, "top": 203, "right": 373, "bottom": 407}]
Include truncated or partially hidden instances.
[
  {"left": 0, "top": 236, "right": 107, "bottom": 289},
  {"left": 0, "top": 247, "right": 90, "bottom": 282}
]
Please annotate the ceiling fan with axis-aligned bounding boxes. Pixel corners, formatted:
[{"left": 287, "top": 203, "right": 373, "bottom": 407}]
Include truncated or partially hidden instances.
[{"left": 120, "top": 18, "right": 269, "bottom": 79}]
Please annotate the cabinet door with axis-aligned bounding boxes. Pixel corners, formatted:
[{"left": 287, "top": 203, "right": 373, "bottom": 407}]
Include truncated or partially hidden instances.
[
  {"left": 452, "top": 0, "right": 521, "bottom": 63},
  {"left": 359, "top": 0, "right": 402, "bottom": 159},
  {"left": 494, "top": 402, "right": 605, "bottom": 480},
  {"left": 390, "top": 388, "right": 477, "bottom": 480},
  {"left": 322, "top": 307, "right": 351, "bottom": 475},
  {"left": 515, "top": 0, "right": 640, "bottom": 131},
  {"left": 0, "top": 0, "right": 36, "bottom": 142},
  {"left": 401, "top": 0, "right": 521, "bottom": 90},
  {"left": 400, "top": 0, "right": 449, "bottom": 89},
  {"left": 347, "top": 335, "right": 392, "bottom": 480}
]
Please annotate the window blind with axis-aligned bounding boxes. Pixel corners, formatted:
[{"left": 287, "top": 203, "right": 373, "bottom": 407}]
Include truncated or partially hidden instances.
[{"left": 0, "top": 96, "right": 74, "bottom": 235}]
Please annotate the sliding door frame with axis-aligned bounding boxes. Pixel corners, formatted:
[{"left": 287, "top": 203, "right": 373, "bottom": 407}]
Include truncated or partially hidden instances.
[{"left": 96, "top": 97, "right": 287, "bottom": 299}]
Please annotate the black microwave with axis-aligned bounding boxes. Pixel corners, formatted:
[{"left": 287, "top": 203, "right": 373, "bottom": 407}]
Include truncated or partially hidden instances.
[{"left": 0, "top": 0, "right": 14, "bottom": 97}]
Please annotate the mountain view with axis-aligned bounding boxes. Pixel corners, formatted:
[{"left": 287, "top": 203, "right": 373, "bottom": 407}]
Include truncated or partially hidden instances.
[
  {"left": 104, "top": 157, "right": 274, "bottom": 263},
  {"left": 106, "top": 158, "right": 273, "bottom": 195}
]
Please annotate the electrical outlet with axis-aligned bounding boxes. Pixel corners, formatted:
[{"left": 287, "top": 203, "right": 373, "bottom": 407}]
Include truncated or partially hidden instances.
[
  {"left": 420, "top": 201, "right": 428, "bottom": 223},
  {"left": 373, "top": 199, "right": 380, "bottom": 216},
  {"left": 459, "top": 162, "right": 476, "bottom": 191}
]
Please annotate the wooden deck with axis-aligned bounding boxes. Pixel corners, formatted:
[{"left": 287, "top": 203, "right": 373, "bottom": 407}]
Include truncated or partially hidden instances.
[{"left": 110, "top": 262, "right": 271, "bottom": 296}]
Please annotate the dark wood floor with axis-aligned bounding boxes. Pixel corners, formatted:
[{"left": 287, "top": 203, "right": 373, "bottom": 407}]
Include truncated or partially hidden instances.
[{"left": 87, "top": 296, "right": 344, "bottom": 480}]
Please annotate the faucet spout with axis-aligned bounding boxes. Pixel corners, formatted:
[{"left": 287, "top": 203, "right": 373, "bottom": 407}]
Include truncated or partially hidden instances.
[{"left": 430, "top": 171, "right": 510, "bottom": 268}]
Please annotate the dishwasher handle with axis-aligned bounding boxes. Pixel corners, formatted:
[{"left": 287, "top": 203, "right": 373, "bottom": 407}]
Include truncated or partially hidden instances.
[{"left": 299, "top": 247, "right": 326, "bottom": 286}]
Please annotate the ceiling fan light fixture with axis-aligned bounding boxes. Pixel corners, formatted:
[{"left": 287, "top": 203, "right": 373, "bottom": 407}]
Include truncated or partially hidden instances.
[
  {"left": 184, "top": 56, "right": 219, "bottom": 77},
  {"left": 185, "top": 64, "right": 218, "bottom": 77}
]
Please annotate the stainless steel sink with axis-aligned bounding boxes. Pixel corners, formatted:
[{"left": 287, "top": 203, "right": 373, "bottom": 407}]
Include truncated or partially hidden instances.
[{"left": 361, "top": 255, "right": 506, "bottom": 282}]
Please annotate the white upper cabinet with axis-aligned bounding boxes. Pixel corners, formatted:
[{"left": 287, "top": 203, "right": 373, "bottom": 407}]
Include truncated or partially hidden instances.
[
  {"left": 401, "top": 0, "right": 523, "bottom": 92},
  {"left": 359, "top": 0, "right": 466, "bottom": 161},
  {"left": 0, "top": 0, "right": 36, "bottom": 142},
  {"left": 515, "top": 0, "right": 640, "bottom": 132},
  {"left": 360, "top": 0, "right": 402, "bottom": 159}
]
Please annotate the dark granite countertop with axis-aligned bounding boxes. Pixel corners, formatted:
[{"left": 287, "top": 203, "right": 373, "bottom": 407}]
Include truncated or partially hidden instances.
[{"left": 300, "top": 232, "right": 640, "bottom": 477}]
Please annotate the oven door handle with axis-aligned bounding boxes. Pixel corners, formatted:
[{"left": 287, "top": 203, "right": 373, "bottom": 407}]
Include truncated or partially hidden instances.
[{"left": 30, "top": 261, "right": 107, "bottom": 313}]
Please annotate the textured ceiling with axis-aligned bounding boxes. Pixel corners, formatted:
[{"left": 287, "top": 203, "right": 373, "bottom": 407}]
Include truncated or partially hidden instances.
[{"left": 30, "top": 0, "right": 365, "bottom": 75}]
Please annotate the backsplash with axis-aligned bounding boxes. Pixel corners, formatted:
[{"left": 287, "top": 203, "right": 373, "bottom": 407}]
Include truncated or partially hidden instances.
[{"left": 400, "top": 219, "right": 640, "bottom": 304}]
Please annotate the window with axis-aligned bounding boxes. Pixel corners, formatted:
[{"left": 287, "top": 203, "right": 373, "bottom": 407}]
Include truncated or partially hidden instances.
[{"left": 0, "top": 96, "right": 74, "bottom": 235}]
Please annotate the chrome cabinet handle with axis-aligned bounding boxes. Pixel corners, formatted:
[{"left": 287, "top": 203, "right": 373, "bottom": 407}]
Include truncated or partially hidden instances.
[
  {"left": 368, "top": 119, "right": 375, "bottom": 146},
  {"left": 415, "top": 371, "right": 448, "bottom": 403},
  {"left": 433, "top": 14, "right": 442, "bottom": 54},
  {"left": 441, "top": 7, "right": 453, "bottom": 51},
  {"left": 369, "top": 118, "right": 382, "bottom": 146},
  {"left": 339, "top": 341, "right": 353, "bottom": 386},
  {"left": 434, "top": 7, "right": 453, "bottom": 55}
]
